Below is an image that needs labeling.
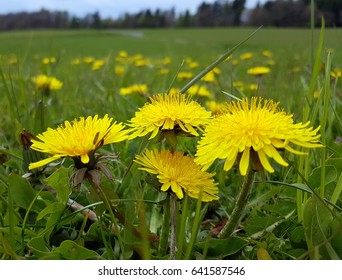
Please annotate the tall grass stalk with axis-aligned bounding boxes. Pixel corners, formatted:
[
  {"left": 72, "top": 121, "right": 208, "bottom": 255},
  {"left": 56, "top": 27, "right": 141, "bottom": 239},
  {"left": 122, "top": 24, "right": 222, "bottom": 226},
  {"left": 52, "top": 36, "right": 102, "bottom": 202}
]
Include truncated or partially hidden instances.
[
  {"left": 296, "top": 18, "right": 325, "bottom": 222},
  {"left": 320, "top": 50, "right": 332, "bottom": 197}
]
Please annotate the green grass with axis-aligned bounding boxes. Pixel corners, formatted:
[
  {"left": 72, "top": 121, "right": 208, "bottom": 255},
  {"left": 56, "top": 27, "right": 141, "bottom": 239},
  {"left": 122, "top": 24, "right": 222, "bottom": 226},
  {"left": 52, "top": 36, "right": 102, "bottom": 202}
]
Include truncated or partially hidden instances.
[{"left": 0, "top": 27, "right": 341, "bottom": 260}]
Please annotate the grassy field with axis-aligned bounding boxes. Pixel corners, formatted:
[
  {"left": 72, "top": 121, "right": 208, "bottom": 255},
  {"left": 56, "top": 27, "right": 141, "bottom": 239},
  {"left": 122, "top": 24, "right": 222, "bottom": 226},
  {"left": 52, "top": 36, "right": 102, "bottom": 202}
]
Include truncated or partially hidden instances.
[{"left": 0, "top": 27, "right": 341, "bottom": 260}]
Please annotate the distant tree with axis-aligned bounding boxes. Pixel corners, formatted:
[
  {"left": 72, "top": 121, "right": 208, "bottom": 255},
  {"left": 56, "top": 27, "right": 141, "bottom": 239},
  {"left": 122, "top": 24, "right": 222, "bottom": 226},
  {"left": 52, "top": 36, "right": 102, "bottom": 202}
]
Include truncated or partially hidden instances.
[
  {"left": 197, "top": 2, "right": 214, "bottom": 26},
  {"left": 70, "top": 16, "right": 80, "bottom": 28},
  {"left": 316, "top": 0, "right": 342, "bottom": 26},
  {"left": 177, "top": 10, "right": 192, "bottom": 27},
  {"left": 232, "top": 0, "right": 246, "bottom": 25},
  {"left": 91, "top": 11, "right": 102, "bottom": 29}
]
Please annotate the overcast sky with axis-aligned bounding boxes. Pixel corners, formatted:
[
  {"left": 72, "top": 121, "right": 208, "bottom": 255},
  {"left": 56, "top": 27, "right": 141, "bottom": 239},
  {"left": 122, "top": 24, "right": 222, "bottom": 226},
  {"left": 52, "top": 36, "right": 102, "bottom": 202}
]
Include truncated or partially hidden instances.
[{"left": 0, "top": 0, "right": 267, "bottom": 18}]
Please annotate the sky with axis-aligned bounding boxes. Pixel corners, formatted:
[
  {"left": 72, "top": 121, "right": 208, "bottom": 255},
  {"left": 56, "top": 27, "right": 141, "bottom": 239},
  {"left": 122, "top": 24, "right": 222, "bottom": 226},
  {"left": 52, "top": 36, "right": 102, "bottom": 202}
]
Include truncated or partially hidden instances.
[{"left": 0, "top": 0, "right": 267, "bottom": 18}]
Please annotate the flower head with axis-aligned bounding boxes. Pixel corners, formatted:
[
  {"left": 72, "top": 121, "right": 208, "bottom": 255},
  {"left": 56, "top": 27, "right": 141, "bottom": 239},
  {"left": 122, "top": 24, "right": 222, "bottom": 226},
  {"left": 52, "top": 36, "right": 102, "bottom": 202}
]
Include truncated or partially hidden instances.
[
  {"left": 128, "top": 92, "right": 212, "bottom": 140},
  {"left": 28, "top": 114, "right": 128, "bottom": 170},
  {"left": 247, "top": 66, "right": 271, "bottom": 76},
  {"left": 195, "top": 97, "right": 323, "bottom": 175},
  {"left": 134, "top": 149, "right": 219, "bottom": 201},
  {"left": 32, "top": 74, "right": 63, "bottom": 91}
]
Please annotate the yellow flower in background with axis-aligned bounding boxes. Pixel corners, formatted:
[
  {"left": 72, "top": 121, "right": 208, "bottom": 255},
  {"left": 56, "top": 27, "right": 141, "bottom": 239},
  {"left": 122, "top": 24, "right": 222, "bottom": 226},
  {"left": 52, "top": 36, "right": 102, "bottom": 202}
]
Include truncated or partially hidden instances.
[
  {"left": 42, "top": 57, "right": 56, "bottom": 65},
  {"left": 92, "top": 59, "right": 105, "bottom": 71},
  {"left": 128, "top": 92, "right": 211, "bottom": 140},
  {"left": 212, "top": 67, "right": 222, "bottom": 75},
  {"left": 233, "top": 81, "right": 245, "bottom": 91},
  {"left": 28, "top": 114, "right": 128, "bottom": 170},
  {"left": 177, "top": 71, "right": 193, "bottom": 80},
  {"left": 262, "top": 50, "right": 273, "bottom": 58},
  {"left": 330, "top": 68, "right": 342, "bottom": 78},
  {"left": 71, "top": 58, "right": 81, "bottom": 65},
  {"left": 118, "top": 51, "right": 128, "bottom": 58},
  {"left": 83, "top": 56, "right": 95, "bottom": 64},
  {"left": 187, "top": 84, "right": 212, "bottom": 98},
  {"left": 188, "top": 61, "right": 199, "bottom": 68},
  {"left": 240, "top": 52, "right": 253, "bottom": 60},
  {"left": 115, "top": 65, "right": 125, "bottom": 75},
  {"left": 32, "top": 74, "right": 63, "bottom": 91},
  {"left": 134, "top": 149, "right": 219, "bottom": 201},
  {"left": 201, "top": 71, "right": 216, "bottom": 83},
  {"left": 267, "top": 60, "right": 275, "bottom": 66},
  {"left": 232, "top": 59, "right": 239, "bottom": 65},
  {"left": 195, "top": 97, "right": 323, "bottom": 175},
  {"left": 161, "top": 56, "right": 171, "bottom": 65},
  {"left": 159, "top": 68, "right": 170, "bottom": 75},
  {"left": 119, "top": 84, "right": 148, "bottom": 96},
  {"left": 247, "top": 66, "right": 271, "bottom": 76},
  {"left": 248, "top": 84, "right": 258, "bottom": 91},
  {"left": 205, "top": 101, "right": 229, "bottom": 116}
]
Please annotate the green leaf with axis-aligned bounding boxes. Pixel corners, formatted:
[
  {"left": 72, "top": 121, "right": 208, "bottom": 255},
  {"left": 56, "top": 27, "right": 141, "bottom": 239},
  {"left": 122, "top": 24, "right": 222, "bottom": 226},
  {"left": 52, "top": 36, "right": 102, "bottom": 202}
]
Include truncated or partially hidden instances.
[
  {"left": 44, "top": 167, "right": 71, "bottom": 205},
  {"left": 308, "top": 165, "right": 338, "bottom": 189},
  {"left": 303, "top": 197, "right": 334, "bottom": 259},
  {"left": 330, "top": 213, "right": 342, "bottom": 258},
  {"left": 195, "top": 237, "right": 248, "bottom": 258},
  {"left": 53, "top": 240, "right": 101, "bottom": 260},
  {"left": 8, "top": 173, "right": 37, "bottom": 210},
  {"left": 37, "top": 202, "right": 66, "bottom": 221}
]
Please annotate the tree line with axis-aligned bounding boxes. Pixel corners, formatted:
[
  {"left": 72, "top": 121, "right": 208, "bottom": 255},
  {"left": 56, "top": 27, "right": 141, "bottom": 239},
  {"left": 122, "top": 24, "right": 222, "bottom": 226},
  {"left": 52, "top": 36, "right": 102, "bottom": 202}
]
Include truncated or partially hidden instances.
[{"left": 0, "top": 0, "right": 341, "bottom": 30}]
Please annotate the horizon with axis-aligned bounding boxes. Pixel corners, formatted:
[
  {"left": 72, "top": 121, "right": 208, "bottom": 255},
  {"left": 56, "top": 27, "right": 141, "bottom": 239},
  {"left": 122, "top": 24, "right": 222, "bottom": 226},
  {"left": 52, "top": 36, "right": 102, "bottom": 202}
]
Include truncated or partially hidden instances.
[{"left": 0, "top": 0, "right": 268, "bottom": 19}]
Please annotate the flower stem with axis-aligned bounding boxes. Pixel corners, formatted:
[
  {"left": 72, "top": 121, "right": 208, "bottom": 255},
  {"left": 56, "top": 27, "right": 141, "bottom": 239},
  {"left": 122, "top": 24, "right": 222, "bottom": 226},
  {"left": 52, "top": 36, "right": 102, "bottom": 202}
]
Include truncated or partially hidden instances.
[
  {"left": 169, "top": 195, "right": 178, "bottom": 260},
  {"left": 218, "top": 166, "right": 255, "bottom": 239},
  {"left": 158, "top": 197, "right": 170, "bottom": 256}
]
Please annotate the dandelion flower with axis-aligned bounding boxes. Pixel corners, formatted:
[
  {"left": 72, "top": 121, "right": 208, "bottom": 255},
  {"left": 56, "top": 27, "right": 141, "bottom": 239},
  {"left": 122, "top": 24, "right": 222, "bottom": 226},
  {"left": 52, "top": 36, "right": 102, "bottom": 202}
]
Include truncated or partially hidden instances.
[
  {"left": 92, "top": 59, "right": 105, "bottom": 71},
  {"left": 247, "top": 66, "right": 271, "bottom": 76},
  {"left": 28, "top": 114, "right": 128, "bottom": 170},
  {"left": 128, "top": 92, "right": 212, "bottom": 140},
  {"left": 195, "top": 97, "right": 323, "bottom": 175},
  {"left": 135, "top": 149, "right": 219, "bottom": 201},
  {"left": 32, "top": 74, "right": 63, "bottom": 91},
  {"left": 240, "top": 52, "right": 253, "bottom": 60},
  {"left": 187, "top": 84, "right": 212, "bottom": 98}
]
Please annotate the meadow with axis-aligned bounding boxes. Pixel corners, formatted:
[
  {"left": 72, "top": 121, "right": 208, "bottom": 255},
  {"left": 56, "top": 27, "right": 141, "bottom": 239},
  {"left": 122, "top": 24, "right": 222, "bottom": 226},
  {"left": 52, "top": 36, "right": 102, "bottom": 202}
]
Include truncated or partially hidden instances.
[{"left": 0, "top": 26, "right": 341, "bottom": 260}]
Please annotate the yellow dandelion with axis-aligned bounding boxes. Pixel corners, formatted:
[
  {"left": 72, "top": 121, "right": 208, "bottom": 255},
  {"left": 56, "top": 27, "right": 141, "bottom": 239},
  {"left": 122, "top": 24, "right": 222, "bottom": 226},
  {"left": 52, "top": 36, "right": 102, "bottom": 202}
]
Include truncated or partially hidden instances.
[
  {"left": 262, "top": 50, "right": 273, "bottom": 58},
  {"left": 115, "top": 65, "right": 125, "bottom": 75},
  {"left": 205, "top": 101, "right": 229, "bottom": 116},
  {"left": 42, "top": 57, "right": 56, "bottom": 65},
  {"left": 28, "top": 114, "right": 129, "bottom": 170},
  {"left": 247, "top": 66, "right": 271, "bottom": 76},
  {"left": 233, "top": 81, "right": 245, "bottom": 91},
  {"left": 32, "top": 74, "right": 63, "bottom": 91},
  {"left": 195, "top": 97, "right": 323, "bottom": 175},
  {"left": 83, "top": 56, "right": 95, "bottom": 64},
  {"left": 177, "top": 71, "right": 193, "bottom": 80},
  {"left": 119, "top": 84, "right": 148, "bottom": 96},
  {"left": 232, "top": 59, "right": 239, "bottom": 65},
  {"left": 187, "top": 84, "right": 212, "bottom": 98},
  {"left": 188, "top": 61, "right": 199, "bottom": 68},
  {"left": 248, "top": 84, "right": 258, "bottom": 91},
  {"left": 134, "top": 149, "right": 219, "bottom": 201},
  {"left": 159, "top": 68, "right": 170, "bottom": 75},
  {"left": 331, "top": 68, "right": 342, "bottom": 78},
  {"left": 240, "top": 52, "right": 253, "bottom": 60},
  {"left": 92, "top": 59, "right": 105, "bottom": 71},
  {"left": 71, "top": 58, "right": 81, "bottom": 65},
  {"left": 128, "top": 92, "right": 212, "bottom": 140},
  {"left": 201, "top": 71, "right": 216, "bottom": 83}
]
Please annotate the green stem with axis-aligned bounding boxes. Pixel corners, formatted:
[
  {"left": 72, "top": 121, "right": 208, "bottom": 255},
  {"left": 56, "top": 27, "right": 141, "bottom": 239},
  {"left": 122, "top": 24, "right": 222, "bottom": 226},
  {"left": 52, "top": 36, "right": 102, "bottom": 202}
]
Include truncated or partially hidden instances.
[
  {"left": 176, "top": 193, "right": 189, "bottom": 260},
  {"left": 218, "top": 166, "right": 255, "bottom": 239},
  {"left": 89, "top": 178, "right": 124, "bottom": 259},
  {"left": 158, "top": 197, "right": 170, "bottom": 256},
  {"left": 169, "top": 195, "right": 177, "bottom": 260},
  {"left": 184, "top": 195, "right": 203, "bottom": 259}
]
